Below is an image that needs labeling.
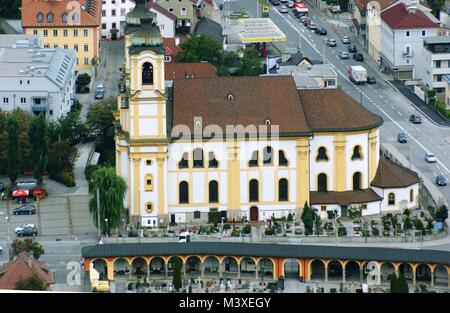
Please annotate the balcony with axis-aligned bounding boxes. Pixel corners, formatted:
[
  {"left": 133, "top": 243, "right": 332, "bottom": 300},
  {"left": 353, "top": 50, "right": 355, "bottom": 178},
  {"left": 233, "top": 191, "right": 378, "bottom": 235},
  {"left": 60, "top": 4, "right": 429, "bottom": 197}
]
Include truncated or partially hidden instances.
[
  {"left": 31, "top": 97, "right": 48, "bottom": 113},
  {"left": 402, "top": 51, "right": 414, "bottom": 58}
]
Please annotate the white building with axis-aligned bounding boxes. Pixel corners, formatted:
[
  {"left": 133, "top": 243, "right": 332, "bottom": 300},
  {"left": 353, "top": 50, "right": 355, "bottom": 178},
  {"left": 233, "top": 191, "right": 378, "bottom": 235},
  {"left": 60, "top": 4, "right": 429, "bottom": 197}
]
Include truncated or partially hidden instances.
[
  {"left": 101, "top": 0, "right": 136, "bottom": 39},
  {"left": 417, "top": 37, "right": 450, "bottom": 94},
  {"left": 379, "top": 1, "right": 439, "bottom": 80},
  {"left": 149, "top": 1, "right": 176, "bottom": 38},
  {"left": 0, "top": 38, "right": 76, "bottom": 120}
]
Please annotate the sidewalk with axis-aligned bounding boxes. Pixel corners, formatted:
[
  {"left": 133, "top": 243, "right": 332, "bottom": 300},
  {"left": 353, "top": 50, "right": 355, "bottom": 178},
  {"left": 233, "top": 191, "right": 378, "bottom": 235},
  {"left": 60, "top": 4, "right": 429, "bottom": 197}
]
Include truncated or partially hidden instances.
[{"left": 388, "top": 81, "right": 450, "bottom": 127}]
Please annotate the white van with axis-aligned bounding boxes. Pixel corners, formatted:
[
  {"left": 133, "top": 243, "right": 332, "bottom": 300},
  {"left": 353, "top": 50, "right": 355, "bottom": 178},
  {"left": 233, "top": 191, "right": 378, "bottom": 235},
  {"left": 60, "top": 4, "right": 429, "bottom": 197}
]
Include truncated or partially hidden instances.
[{"left": 178, "top": 231, "right": 191, "bottom": 243}]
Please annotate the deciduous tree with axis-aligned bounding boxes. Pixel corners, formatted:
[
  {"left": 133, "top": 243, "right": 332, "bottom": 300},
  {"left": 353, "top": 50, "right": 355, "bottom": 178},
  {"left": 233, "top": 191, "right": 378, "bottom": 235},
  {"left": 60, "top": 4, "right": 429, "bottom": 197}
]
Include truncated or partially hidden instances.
[{"left": 7, "top": 115, "right": 22, "bottom": 183}]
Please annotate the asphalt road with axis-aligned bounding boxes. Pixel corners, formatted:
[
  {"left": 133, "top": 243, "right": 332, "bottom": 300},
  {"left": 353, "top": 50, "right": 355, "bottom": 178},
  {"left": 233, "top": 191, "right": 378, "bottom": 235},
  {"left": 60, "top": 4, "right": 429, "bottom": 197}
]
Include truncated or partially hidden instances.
[{"left": 228, "top": 0, "right": 450, "bottom": 206}]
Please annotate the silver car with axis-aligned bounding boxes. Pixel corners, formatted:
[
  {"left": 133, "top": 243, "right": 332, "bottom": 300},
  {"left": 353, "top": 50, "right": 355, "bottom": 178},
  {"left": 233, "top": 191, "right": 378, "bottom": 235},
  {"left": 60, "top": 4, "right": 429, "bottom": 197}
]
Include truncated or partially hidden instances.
[
  {"left": 341, "top": 35, "right": 351, "bottom": 44},
  {"left": 279, "top": 5, "right": 288, "bottom": 13},
  {"left": 338, "top": 51, "right": 349, "bottom": 59}
]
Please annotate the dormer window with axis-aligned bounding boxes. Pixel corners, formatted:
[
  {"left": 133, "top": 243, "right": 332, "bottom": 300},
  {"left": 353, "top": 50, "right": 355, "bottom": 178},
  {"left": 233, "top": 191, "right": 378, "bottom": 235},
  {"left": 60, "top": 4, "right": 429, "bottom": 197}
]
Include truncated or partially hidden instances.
[
  {"left": 37, "top": 13, "right": 43, "bottom": 23},
  {"left": 62, "top": 12, "right": 68, "bottom": 23},
  {"left": 227, "top": 93, "right": 234, "bottom": 101},
  {"left": 264, "top": 118, "right": 271, "bottom": 125},
  {"left": 47, "top": 12, "right": 54, "bottom": 23}
]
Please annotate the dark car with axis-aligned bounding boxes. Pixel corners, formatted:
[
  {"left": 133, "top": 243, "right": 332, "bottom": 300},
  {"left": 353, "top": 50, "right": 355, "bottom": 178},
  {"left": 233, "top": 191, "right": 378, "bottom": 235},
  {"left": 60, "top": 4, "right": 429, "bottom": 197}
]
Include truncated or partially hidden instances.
[
  {"left": 13, "top": 205, "right": 36, "bottom": 215},
  {"left": 397, "top": 133, "right": 407, "bottom": 143},
  {"left": 315, "top": 27, "right": 327, "bottom": 35},
  {"left": 0, "top": 182, "right": 4, "bottom": 192},
  {"left": 270, "top": 0, "right": 281, "bottom": 5},
  {"left": 353, "top": 53, "right": 364, "bottom": 61},
  {"left": 95, "top": 84, "right": 105, "bottom": 99},
  {"left": 348, "top": 45, "right": 357, "bottom": 53},
  {"left": 410, "top": 114, "right": 422, "bottom": 124},
  {"left": 436, "top": 175, "right": 448, "bottom": 186},
  {"left": 16, "top": 225, "right": 38, "bottom": 237},
  {"left": 367, "top": 76, "right": 376, "bottom": 84},
  {"left": 302, "top": 18, "right": 311, "bottom": 26}
]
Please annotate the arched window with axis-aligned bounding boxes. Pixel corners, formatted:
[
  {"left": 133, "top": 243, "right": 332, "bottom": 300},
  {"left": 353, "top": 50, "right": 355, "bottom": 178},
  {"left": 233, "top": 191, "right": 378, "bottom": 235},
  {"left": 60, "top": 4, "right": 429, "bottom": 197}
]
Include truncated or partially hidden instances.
[
  {"left": 47, "top": 12, "right": 54, "bottom": 23},
  {"left": 249, "top": 179, "right": 259, "bottom": 202},
  {"left": 279, "top": 150, "right": 288, "bottom": 166},
  {"left": 179, "top": 181, "right": 189, "bottom": 204},
  {"left": 208, "top": 152, "right": 218, "bottom": 168},
  {"left": 388, "top": 193, "right": 395, "bottom": 205},
  {"left": 178, "top": 152, "right": 189, "bottom": 169},
  {"left": 248, "top": 151, "right": 258, "bottom": 167},
  {"left": 317, "top": 173, "right": 327, "bottom": 192},
  {"left": 351, "top": 145, "right": 363, "bottom": 160},
  {"left": 263, "top": 146, "right": 273, "bottom": 165},
  {"left": 142, "top": 62, "right": 154, "bottom": 85},
  {"left": 193, "top": 148, "right": 204, "bottom": 168},
  {"left": 278, "top": 178, "right": 288, "bottom": 201},
  {"left": 145, "top": 174, "right": 154, "bottom": 192},
  {"left": 316, "top": 147, "right": 329, "bottom": 161},
  {"left": 353, "top": 172, "right": 361, "bottom": 191},
  {"left": 62, "top": 12, "right": 68, "bottom": 23},
  {"left": 37, "top": 13, "right": 44, "bottom": 23},
  {"left": 72, "top": 12, "right": 79, "bottom": 23},
  {"left": 209, "top": 181, "right": 219, "bottom": 203},
  {"left": 410, "top": 189, "right": 414, "bottom": 202}
]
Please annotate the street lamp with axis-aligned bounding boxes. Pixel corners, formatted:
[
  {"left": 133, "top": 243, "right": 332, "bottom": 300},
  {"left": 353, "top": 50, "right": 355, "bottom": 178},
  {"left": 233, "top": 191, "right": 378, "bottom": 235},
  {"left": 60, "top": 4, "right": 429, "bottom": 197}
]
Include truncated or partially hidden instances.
[
  {"left": 0, "top": 212, "right": 11, "bottom": 260},
  {"left": 105, "top": 218, "right": 108, "bottom": 239},
  {"left": 221, "top": 217, "right": 225, "bottom": 237}
]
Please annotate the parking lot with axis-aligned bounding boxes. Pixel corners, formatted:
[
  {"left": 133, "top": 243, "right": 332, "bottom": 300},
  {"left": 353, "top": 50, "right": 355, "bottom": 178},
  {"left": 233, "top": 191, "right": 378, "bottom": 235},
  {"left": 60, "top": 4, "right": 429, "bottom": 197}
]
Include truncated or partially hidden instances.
[{"left": 0, "top": 195, "right": 96, "bottom": 240}]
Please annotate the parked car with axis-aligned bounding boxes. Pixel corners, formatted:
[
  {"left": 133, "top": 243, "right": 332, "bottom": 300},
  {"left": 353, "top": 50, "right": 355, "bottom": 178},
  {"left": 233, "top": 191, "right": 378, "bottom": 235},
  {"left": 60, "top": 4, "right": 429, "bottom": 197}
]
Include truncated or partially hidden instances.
[
  {"left": 341, "top": 35, "right": 351, "bottom": 44},
  {"left": 409, "top": 114, "right": 422, "bottom": 124},
  {"left": 367, "top": 76, "right": 376, "bottom": 84},
  {"left": 436, "top": 175, "right": 448, "bottom": 186},
  {"left": 315, "top": 27, "right": 327, "bottom": 35},
  {"left": 287, "top": 1, "right": 295, "bottom": 8},
  {"left": 348, "top": 45, "right": 357, "bottom": 53},
  {"left": 299, "top": 15, "right": 308, "bottom": 23},
  {"left": 16, "top": 224, "right": 38, "bottom": 237},
  {"left": 95, "top": 84, "right": 105, "bottom": 99},
  {"left": 326, "top": 38, "right": 337, "bottom": 47},
  {"left": 279, "top": 5, "right": 288, "bottom": 13},
  {"left": 15, "top": 224, "right": 36, "bottom": 233},
  {"left": 425, "top": 152, "right": 437, "bottom": 163},
  {"left": 353, "top": 53, "right": 364, "bottom": 61},
  {"left": 307, "top": 22, "right": 318, "bottom": 30},
  {"left": 338, "top": 51, "right": 349, "bottom": 59},
  {"left": 397, "top": 133, "right": 407, "bottom": 143},
  {"left": 270, "top": 0, "right": 281, "bottom": 5},
  {"left": 13, "top": 205, "right": 36, "bottom": 215}
]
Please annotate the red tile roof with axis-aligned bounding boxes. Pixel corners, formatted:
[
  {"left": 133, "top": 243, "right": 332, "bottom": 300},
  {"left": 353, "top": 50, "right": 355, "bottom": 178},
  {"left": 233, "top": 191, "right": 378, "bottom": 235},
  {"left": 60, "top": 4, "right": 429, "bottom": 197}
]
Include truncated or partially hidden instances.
[
  {"left": 22, "top": 0, "right": 101, "bottom": 28},
  {"left": 381, "top": 2, "right": 438, "bottom": 29},
  {"left": 165, "top": 62, "right": 217, "bottom": 80},
  {"left": 163, "top": 37, "right": 184, "bottom": 58},
  {"left": 148, "top": 1, "right": 177, "bottom": 20},
  {"left": 0, "top": 252, "right": 54, "bottom": 290}
]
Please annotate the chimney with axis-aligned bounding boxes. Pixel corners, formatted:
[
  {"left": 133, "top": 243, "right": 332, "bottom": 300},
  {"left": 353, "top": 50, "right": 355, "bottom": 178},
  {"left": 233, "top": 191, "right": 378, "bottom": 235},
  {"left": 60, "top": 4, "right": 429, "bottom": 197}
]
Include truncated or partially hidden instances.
[{"left": 407, "top": 0, "right": 418, "bottom": 13}]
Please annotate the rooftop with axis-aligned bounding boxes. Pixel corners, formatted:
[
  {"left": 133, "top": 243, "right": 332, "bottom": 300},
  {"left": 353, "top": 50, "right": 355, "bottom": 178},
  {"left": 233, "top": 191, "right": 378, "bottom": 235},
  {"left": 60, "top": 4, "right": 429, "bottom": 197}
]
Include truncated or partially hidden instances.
[
  {"left": 170, "top": 76, "right": 383, "bottom": 137},
  {"left": 0, "top": 46, "right": 76, "bottom": 88},
  {"left": 423, "top": 36, "right": 450, "bottom": 45},
  {"left": 224, "top": 18, "right": 286, "bottom": 44},
  {"left": 0, "top": 34, "right": 41, "bottom": 48},
  {"left": 0, "top": 252, "right": 54, "bottom": 290},
  {"left": 371, "top": 157, "right": 420, "bottom": 188},
  {"left": 22, "top": 0, "right": 102, "bottom": 28},
  {"left": 165, "top": 62, "right": 217, "bottom": 81},
  {"left": 310, "top": 189, "right": 382, "bottom": 206},
  {"left": 381, "top": 2, "right": 438, "bottom": 29},
  {"left": 267, "top": 64, "right": 337, "bottom": 89},
  {"left": 81, "top": 242, "right": 450, "bottom": 265}
]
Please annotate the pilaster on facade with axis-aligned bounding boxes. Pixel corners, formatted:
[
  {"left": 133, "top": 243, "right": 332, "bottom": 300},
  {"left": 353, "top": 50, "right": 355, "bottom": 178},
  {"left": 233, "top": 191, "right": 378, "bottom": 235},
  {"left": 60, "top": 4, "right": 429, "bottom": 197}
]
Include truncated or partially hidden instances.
[{"left": 333, "top": 134, "right": 347, "bottom": 192}]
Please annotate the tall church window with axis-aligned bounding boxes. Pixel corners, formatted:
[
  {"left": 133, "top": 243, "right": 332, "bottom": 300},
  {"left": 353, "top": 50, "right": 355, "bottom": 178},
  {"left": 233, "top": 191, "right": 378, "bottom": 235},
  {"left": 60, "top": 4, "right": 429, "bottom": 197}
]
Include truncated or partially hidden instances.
[{"left": 142, "top": 62, "right": 154, "bottom": 85}]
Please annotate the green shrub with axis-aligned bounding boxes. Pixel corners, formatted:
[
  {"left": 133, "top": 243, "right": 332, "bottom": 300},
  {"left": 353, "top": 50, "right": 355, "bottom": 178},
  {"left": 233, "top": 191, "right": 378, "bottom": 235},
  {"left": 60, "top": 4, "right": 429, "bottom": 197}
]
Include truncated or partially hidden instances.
[
  {"left": 337, "top": 226, "right": 347, "bottom": 237},
  {"left": 127, "top": 282, "right": 133, "bottom": 290},
  {"left": 52, "top": 171, "right": 75, "bottom": 187},
  {"left": 435, "top": 100, "right": 450, "bottom": 120},
  {"left": 242, "top": 224, "right": 251, "bottom": 234},
  {"left": 371, "top": 227, "right": 379, "bottom": 237},
  {"left": 223, "top": 223, "right": 231, "bottom": 230},
  {"left": 85, "top": 164, "right": 101, "bottom": 183},
  {"left": 76, "top": 73, "right": 91, "bottom": 86},
  {"left": 265, "top": 227, "right": 275, "bottom": 235}
]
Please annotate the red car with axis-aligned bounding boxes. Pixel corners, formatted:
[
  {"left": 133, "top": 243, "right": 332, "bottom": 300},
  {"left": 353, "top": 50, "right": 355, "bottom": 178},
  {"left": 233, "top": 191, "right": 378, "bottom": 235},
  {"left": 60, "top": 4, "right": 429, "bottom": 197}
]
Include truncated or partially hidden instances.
[{"left": 302, "top": 18, "right": 311, "bottom": 26}]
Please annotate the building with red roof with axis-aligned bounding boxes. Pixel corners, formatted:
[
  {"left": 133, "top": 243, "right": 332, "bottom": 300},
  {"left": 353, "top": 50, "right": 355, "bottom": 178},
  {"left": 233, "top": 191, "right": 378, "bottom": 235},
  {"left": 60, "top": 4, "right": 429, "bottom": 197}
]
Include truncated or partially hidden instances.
[{"left": 379, "top": 1, "right": 439, "bottom": 80}]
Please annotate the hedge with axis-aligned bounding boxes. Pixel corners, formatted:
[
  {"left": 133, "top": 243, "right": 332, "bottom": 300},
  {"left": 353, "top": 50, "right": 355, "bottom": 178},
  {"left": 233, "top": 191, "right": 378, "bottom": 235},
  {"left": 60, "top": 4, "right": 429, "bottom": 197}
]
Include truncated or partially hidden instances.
[
  {"left": 51, "top": 171, "right": 75, "bottom": 187},
  {"left": 435, "top": 100, "right": 450, "bottom": 120}
]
